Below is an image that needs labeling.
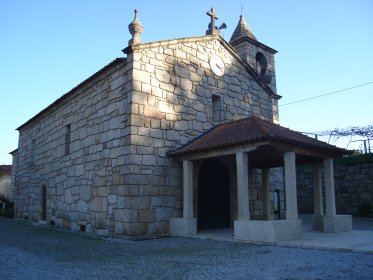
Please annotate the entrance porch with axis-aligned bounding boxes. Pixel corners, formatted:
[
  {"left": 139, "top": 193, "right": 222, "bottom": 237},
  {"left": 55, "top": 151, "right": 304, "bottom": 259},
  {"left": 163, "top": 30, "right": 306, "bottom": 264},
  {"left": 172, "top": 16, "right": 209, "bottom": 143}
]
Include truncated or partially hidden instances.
[{"left": 169, "top": 116, "right": 353, "bottom": 243}]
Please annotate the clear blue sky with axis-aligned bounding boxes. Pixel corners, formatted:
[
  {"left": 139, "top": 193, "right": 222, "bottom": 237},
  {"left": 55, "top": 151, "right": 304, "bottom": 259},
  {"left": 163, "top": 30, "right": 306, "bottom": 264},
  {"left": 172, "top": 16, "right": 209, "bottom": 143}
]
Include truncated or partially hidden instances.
[{"left": 1, "top": 0, "right": 372, "bottom": 164}]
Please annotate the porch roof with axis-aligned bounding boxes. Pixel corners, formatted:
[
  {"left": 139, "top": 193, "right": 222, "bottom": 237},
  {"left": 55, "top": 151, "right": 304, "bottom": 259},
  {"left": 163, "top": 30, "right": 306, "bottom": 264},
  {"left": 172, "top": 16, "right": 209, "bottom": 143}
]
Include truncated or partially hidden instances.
[{"left": 169, "top": 116, "right": 353, "bottom": 167}]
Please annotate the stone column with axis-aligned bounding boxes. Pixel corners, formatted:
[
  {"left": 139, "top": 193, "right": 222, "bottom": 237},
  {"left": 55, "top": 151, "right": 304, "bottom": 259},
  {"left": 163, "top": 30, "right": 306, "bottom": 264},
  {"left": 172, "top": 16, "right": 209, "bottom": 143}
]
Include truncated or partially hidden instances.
[
  {"left": 323, "top": 158, "right": 336, "bottom": 216},
  {"left": 169, "top": 160, "right": 196, "bottom": 236},
  {"left": 313, "top": 163, "right": 323, "bottom": 216},
  {"left": 312, "top": 163, "right": 324, "bottom": 230},
  {"left": 322, "top": 158, "right": 352, "bottom": 232},
  {"left": 183, "top": 160, "right": 194, "bottom": 218},
  {"left": 236, "top": 152, "right": 250, "bottom": 220},
  {"left": 262, "top": 168, "right": 272, "bottom": 220},
  {"left": 284, "top": 152, "right": 298, "bottom": 220}
]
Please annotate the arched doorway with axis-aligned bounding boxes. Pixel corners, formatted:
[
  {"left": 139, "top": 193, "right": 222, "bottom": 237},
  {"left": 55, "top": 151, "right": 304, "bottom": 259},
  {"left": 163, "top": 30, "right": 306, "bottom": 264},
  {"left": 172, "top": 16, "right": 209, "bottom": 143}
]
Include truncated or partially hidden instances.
[
  {"left": 198, "top": 158, "right": 230, "bottom": 230},
  {"left": 41, "top": 185, "right": 47, "bottom": 221}
]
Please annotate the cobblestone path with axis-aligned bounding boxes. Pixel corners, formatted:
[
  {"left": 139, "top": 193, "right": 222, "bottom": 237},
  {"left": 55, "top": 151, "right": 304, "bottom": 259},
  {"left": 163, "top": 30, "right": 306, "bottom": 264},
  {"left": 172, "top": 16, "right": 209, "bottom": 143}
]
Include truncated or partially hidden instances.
[{"left": 1, "top": 217, "right": 372, "bottom": 280}]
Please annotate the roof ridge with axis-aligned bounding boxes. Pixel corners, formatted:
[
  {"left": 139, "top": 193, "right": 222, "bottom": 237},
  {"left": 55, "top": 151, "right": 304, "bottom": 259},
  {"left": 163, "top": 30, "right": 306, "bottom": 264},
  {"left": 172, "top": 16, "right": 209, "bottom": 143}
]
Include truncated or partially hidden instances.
[{"left": 250, "top": 115, "right": 275, "bottom": 136}]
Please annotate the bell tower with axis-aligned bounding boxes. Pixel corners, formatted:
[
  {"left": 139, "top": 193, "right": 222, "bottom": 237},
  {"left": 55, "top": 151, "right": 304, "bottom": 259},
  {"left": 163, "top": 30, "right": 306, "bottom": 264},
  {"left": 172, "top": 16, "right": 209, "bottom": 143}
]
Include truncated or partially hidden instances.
[{"left": 230, "top": 15, "right": 278, "bottom": 93}]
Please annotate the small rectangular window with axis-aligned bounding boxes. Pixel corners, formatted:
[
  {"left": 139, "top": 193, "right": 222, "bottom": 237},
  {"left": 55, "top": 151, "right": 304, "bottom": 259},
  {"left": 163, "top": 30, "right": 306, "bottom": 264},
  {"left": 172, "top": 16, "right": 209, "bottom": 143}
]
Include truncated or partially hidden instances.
[
  {"left": 212, "top": 94, "right": 223, "bottom": 122},
  {"left": 29, "top": 139, "right": 36, "bottom": 166},
  {"left": 65, "top": 124, "right": 71, "bottom": 155}
]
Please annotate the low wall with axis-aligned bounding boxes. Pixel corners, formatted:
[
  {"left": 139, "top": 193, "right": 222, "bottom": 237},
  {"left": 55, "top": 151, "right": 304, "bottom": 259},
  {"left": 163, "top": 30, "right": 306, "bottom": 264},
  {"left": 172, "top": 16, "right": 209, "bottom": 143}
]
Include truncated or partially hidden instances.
[{"left": 297, "top": 154, "right": 373, "bottom": 216}]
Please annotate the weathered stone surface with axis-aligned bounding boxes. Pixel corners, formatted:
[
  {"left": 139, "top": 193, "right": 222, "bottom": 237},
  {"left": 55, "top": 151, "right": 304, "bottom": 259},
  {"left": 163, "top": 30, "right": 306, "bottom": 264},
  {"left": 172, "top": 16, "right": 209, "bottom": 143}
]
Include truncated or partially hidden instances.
[
  {"left": 144, "top": 106, "right": 163, "bottom": 120},
  {"left": 114, "top": 209, "right": 138, "bottom": 222},
  {"left": 108, "top": 194, "right": 117, "bottom": 204},
  {"left": 139, "top": 209, "right": 155, "bottom": 223},
  {"left": 77, "top": 200, "right": 89, "bottom": 213},
  {"left": 65, "top": 188, "right": 74, "bottom": 205}
]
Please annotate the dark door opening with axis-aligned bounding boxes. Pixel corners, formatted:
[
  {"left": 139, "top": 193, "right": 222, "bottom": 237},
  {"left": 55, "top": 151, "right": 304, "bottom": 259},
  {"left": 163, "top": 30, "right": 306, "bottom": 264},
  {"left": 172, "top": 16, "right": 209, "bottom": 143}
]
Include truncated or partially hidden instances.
[
  {"left": 41, "top": 185, "right": 47, "bottom": 221},
  {"left": 198, "top": 158, "right": 230, "bottom": 230}
]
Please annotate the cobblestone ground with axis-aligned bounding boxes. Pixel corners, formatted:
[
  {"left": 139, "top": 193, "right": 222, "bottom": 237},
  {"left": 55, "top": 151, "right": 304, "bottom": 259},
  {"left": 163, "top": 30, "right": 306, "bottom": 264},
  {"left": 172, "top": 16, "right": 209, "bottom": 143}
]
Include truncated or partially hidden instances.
[{"left": 1, "top": 217, "right": 373, "bottom": 280}]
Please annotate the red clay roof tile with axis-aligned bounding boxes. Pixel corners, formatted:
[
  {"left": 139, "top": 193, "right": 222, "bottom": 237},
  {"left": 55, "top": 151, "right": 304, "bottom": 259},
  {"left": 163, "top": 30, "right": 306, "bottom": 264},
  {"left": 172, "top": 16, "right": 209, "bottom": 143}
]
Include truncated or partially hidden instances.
[
  {"left": 170, "top": 116, "right": 351, "bottom": 157},
  {"left": 0, "top": 165, "right": 12, "bottom": 175}
]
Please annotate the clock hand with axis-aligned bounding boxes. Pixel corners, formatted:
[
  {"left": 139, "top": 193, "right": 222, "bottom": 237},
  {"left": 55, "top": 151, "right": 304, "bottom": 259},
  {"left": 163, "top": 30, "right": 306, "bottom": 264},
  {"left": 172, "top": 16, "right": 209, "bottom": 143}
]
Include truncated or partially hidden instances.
[{"left": 216, "top": 64, "right": 223, "bottom": 71}]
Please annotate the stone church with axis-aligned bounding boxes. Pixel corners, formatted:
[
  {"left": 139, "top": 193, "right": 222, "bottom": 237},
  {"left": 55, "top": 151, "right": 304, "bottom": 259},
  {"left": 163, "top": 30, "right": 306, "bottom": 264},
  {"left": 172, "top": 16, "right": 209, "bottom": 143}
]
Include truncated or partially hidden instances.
[{"left": 10, "top": 8, "right": 352, "bottom": 242}]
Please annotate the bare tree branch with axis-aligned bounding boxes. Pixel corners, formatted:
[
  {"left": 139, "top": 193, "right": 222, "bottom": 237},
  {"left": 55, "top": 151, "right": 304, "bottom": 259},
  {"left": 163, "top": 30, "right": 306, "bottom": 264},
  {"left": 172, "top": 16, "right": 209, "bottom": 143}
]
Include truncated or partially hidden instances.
[{"left": 313, "top": 125, "right": 373, "bottom": 138}]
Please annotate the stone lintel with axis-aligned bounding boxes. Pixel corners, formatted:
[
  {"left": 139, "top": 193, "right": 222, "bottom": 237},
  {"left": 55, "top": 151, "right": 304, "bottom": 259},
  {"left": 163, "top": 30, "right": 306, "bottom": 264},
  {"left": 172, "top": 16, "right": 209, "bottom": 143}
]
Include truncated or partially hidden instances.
[
  {"left": 169, "top": 217, "right": 197, "bottom": 236},
  {"left": 323, "top": 215, "right": 352, "bottom": 233},
  {"left": 234, "top": 219, "right": 302, "bottom": 243}
]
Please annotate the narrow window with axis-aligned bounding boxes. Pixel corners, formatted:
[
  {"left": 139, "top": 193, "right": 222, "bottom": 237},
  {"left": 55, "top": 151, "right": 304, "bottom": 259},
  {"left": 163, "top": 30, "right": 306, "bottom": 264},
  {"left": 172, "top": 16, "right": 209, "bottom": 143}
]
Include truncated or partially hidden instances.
[
  {"left": 29, "top": 139, "right": 36, "bottom": 166},
  {"left": 65, "top": 124, "right": 71, "bottom": 155},
  {"left": 212, "top": 94, "right": 223, "bottom": 122},
  {"left": 41, "top": 185, "right": 47, "bottom": 221}
]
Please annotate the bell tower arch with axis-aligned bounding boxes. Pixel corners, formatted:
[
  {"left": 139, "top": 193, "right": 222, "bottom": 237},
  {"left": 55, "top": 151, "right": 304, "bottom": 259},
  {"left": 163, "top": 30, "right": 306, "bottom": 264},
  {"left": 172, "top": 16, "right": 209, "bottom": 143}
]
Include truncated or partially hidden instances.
[{"left": 230, "top": 14, "right": 278, "bottom": 93}]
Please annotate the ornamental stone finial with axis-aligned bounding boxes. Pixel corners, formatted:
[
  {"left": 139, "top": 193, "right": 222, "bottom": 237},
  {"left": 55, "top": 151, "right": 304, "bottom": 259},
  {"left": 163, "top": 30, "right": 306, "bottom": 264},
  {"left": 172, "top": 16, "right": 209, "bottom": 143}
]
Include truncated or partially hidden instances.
[
  {"left": 206, "top": 7, "right": 226, "bottom": 36},
  {"left": 128, "top": 9, "right": 143, "bottom": 45}
]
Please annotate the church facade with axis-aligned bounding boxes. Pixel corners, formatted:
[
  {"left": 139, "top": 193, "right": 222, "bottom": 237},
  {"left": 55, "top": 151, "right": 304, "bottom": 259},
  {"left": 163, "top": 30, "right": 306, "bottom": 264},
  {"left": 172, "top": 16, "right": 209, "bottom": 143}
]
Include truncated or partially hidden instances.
[{"left": 10, "top": 9, "right": 352, "bottom": 241}]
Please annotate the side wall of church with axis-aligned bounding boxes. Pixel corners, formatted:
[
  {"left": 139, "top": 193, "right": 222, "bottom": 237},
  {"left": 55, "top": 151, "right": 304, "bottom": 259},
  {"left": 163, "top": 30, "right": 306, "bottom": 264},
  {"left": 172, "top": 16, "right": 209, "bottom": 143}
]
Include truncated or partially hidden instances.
[
  {"left": 13, "top": 61, "right": 131, "bottom": 236},
  {"left": 125, "top": 37, "right": 282, "bottom": 237}
]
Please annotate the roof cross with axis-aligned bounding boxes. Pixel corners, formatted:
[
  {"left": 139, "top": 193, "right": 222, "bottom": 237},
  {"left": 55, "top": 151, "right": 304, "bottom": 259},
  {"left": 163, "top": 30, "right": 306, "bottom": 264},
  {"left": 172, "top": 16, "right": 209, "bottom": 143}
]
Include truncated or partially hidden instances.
[{"left": 206, "top": 7, "right": 226, "bottom": 36}]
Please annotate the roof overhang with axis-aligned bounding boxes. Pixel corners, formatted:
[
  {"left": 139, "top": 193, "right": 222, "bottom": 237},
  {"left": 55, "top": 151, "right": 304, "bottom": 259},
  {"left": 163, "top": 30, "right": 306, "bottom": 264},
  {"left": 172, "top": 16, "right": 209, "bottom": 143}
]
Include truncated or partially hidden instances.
[
  {"left": 230, "top": 36, "right": 278, "bottom": 54},
  {"left": 170, "top": 140, "right": 349, "bottom": 169},
  {"left": 168, "top": 116, "right": 353, "bottom": 167}
]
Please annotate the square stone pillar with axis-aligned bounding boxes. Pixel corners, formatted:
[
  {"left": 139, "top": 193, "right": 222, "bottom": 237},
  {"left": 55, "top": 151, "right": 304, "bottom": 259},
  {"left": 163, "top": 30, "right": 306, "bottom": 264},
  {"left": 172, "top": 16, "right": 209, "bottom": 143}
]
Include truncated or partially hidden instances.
[
  {"left": 183, "top": 160, "right": 193, "bottom": 219},
  {"left": 235, "top": 153, "right": 301, "bottom": 242},
  {"left": 322, "top": 158, "right": 352, "bottom": 232},
  {"left": 236, "top": 152, "right": 250, "bottom": 220},
  {"left": 312, "top": 163, "right": 324, "bottom": 230},
  {"left": 323, "top": 158, "right": 336, "bottom": 216},
  {"left": 262, "top": 168, "right": 272, "bottom": 220},
  {"left": 169, "top": 160, "right": 196, "bottom": 236},
  {"left": 284, "top": 152, "right": 298, "bottom": 220}
]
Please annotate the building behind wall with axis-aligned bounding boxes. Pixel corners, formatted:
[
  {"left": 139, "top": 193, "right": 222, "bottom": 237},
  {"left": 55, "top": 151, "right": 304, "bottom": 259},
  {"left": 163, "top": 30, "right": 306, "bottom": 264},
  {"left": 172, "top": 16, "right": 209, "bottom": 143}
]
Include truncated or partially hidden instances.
[
  {"left": 10, "top": 9, "right": 286, "bottom": 239},
  {"left": 0, "top": 165, "right": 12, "bottom": 200}
]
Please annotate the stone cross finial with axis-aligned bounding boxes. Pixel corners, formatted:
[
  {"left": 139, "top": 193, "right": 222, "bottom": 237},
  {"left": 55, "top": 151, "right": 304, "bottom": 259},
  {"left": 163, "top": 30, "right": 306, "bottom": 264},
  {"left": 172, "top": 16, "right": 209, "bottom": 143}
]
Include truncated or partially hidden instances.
[
  {"left": 206, "top": 7, "right": 223, "bottom": 36},
  {"left": 128, "top": 9, "right": 143, "bottom": 45}
]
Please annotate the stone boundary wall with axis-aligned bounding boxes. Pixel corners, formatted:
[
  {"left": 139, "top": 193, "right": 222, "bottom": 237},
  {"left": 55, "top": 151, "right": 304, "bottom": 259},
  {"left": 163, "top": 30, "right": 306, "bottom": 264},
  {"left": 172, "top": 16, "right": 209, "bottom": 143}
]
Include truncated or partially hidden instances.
[{"left": 297, "top": 155, "right": 373, "bottom": 216}]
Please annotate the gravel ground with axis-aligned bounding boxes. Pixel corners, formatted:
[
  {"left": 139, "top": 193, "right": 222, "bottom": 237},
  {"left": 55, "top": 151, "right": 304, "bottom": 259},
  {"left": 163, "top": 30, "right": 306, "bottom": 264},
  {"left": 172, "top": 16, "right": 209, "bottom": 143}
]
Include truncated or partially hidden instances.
[{"left": 1, "top": 217, "right": 373, "bottom": 280}]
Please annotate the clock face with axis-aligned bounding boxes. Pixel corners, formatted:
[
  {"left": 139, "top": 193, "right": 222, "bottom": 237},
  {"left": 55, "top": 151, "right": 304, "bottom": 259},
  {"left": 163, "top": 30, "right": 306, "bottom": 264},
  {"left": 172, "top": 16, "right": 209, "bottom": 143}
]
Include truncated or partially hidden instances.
[{"left": 209, "top": 54, "right": 225, "bottom": 76}]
